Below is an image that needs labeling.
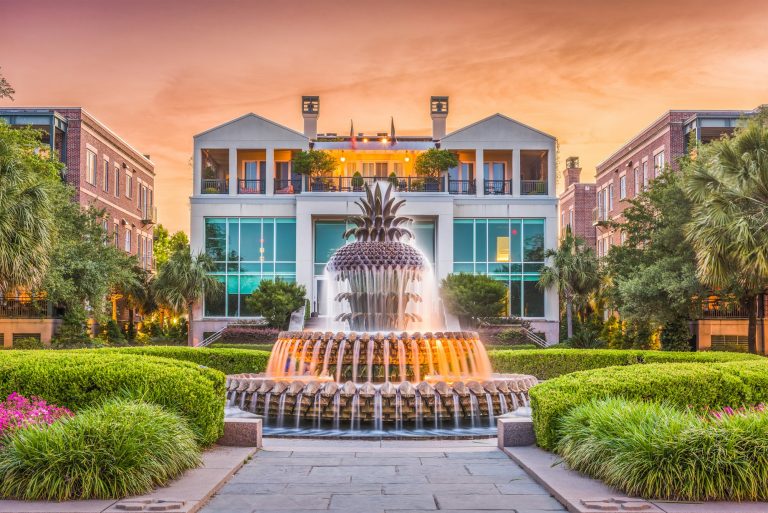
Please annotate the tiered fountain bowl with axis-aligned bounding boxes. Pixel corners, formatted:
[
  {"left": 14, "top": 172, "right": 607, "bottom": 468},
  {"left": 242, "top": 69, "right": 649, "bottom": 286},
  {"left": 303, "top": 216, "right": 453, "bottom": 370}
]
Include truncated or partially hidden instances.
[{"left": 226, "top": 184, "right": 538, "bottom": 436}]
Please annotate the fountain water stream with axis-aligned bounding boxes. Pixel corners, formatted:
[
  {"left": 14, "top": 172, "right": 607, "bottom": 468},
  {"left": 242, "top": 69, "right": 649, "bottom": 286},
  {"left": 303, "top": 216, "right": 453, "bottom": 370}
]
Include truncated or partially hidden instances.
[{"left": 226, "top": 184, "right": 538, "bottom": 435}]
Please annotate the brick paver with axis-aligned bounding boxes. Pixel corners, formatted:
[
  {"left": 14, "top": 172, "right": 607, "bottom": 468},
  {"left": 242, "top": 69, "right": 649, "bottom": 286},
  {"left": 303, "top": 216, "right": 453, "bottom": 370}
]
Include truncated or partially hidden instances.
[{"left": 200, "top": 438, "right": 566, "bottom": 513}]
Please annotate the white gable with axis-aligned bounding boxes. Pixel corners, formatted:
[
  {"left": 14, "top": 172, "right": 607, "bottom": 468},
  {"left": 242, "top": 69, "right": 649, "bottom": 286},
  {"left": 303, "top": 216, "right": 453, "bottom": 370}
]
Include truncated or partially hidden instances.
[
  {"left": 194, "top": 113, "right": 309, "bottom": 146},
  {"left": 440, "top": 114, "right": 555, "bottom": 146}
]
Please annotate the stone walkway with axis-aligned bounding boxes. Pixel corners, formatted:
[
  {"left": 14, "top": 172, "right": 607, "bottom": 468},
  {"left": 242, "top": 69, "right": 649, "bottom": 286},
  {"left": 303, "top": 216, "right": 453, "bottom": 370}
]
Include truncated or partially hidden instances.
[{"left": 201, "top": 438, "right": 566, "bottom": 513}]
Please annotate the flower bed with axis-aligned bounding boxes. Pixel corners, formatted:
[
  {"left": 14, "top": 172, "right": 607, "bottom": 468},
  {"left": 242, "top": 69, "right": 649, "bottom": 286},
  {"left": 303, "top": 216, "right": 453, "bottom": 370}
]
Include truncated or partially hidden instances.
[
  {"left": 0, "top": 393, "right": 71, "bottom": 437},
  {"left": 557, "top": 397, "right": 768, "bottom": 501}
]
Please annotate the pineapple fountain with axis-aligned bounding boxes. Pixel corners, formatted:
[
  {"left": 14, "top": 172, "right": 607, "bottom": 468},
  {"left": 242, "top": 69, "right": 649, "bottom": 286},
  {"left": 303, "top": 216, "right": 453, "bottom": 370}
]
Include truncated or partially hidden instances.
[{"left": 226, "top": 183, "right": 537, "bottom": 435}]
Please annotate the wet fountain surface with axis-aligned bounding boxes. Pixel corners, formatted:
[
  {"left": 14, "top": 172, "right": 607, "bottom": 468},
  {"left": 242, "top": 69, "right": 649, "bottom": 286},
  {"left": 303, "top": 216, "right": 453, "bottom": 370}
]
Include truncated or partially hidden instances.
[{"left": 226, "top": 184, "right": 537, "bottom": 437}]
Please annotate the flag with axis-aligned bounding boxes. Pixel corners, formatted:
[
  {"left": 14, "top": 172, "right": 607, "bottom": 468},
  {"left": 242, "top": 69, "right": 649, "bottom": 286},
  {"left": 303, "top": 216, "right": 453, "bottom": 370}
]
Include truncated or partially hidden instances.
[
  {"left": 350, "top": 119, "right": 356, "bottom": 149},
  {"left": 390, "top": 117, "right": 397, "bottom": 146}
]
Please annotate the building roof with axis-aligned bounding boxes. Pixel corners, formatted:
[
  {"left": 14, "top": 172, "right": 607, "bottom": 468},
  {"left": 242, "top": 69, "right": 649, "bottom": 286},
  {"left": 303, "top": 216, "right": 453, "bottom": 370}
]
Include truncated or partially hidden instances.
[
  {"left": 193, "top": 112, "right": 309, "bottom": 140},
  {"left": 442, "top": 113, "right": 556, "bottom": 141}
]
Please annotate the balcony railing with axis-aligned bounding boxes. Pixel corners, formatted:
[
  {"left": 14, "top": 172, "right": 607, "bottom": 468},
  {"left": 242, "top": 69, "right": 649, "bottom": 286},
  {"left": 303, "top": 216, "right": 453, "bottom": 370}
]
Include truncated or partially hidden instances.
[
  {"left": 699, "top": 296, "right": 767, "bottom": 319},
  {"left": 305, "top": 176, "right": 445, "bottom": 193},
  {"left": 140, "top": 206, "right": 157, "bottom": 224},
  {"left": 274, "top": 178, "right": 303, "bottom": 194},
  {"left": 0, "top": 298, "right": 62, "bottom": 319},
  {"left": 238, "top": 179, "right": 265, "bottom": 194},
  {"left": 201, "top": 179, "right": 228, "bottom": 194},
  {"left": 592, "top": 206, "right": 608, "bottom": 225},
  {"left": 521, "top": 180, "right": 548, "bottom": 195},
  {"left": 448, "top": 179, "right": 476, "bottom": 195},
  {"left": 484, "top": 179, "right": 512, "bottom": 195}
]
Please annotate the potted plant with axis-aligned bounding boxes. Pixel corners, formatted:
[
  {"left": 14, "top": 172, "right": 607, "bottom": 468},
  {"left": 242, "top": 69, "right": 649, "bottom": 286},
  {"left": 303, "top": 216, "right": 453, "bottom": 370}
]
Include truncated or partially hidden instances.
[
  {"left": 414, "top": 149, "right": 458, "bottom": 192},
  {"left": 291, "top": 150, "right": 338, "bottom": 192},
  {"left": 351, "top": 171, "right": 364, "bottom": 191}
]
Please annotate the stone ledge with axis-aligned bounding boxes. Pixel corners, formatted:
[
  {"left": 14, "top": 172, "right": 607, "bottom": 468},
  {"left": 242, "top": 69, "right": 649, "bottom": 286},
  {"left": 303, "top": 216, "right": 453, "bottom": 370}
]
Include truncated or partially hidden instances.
[
  {"left": 502, "top": 445, "right": 768, "bottom": 513},
  {"left": 218, "top": 418, "right": 262, "bottom": 448},
  {"left": 497, "top": 415, "right": 536, "bottom": 447}
]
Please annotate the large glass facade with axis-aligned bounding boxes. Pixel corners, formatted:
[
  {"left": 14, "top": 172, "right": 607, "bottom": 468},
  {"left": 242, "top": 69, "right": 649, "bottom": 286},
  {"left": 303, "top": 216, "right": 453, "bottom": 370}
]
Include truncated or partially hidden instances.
[
  {"left": 204, "top": 217, "right": 296, "bottom": 317},
  {"left": 453, "top": 218, "right": 545, "bottom": 318},
  {"left": 313, "top": 219, "right": 436, "bottom": 276}
]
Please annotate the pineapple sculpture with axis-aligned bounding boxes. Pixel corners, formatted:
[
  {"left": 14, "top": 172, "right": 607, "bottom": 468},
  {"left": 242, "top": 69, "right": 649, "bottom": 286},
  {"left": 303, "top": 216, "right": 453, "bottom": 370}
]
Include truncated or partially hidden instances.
[{"left": 327, "top": 183, "right": 426, "bottom": 331}]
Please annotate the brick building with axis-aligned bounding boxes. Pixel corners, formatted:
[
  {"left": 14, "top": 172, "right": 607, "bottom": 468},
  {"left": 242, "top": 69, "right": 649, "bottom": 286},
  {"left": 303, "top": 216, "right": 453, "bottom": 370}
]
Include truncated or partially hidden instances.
[
  {"left": 558, "top": 156, "right": 595, "bottom": 248},
  {"left": 0, "top": 107, "right": 156, "bottom": 345},
  {"left": 592, "top": 108, "right": 759, "bottom": 257}
]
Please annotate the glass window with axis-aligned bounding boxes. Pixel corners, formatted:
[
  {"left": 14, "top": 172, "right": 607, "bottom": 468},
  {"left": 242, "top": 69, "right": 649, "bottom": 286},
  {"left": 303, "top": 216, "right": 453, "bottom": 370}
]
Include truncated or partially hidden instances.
[
  {"left": 239, "top": 275, "right": 261, "bottom": 316},
  {"left": 205, "top": 218, "right": 227, "bottom": 261},
  {"left": 488, "top": 220, "right": 510, "bottom": 264},
  {"left": 654, "top": 151, "right": 665, "bottom": 177},
  {"left": 204, "top": 276, "right": 226, "bottom": 316},
  {"left": 261, "top": 220, "right": 274, "bottom": 262},
  {"left": 114, "top": 166, "right": 120, "bottom": 197},
  {"left": 126, "top": 173, "right": 133, "bottom": 198},
  {"left": 103, "top": 159, "right": 109, "bottom": 192},
  {"left": 314, "top": 221, "right": 347, "bottom": 270},
  {"left": 633, "top": 166, "right": 639, "bottom": 196},
  {"left": 240, "top": 219, "right": 261, "bottom": 261},
  {"left": 642, "top": 161, "right": 649, "bottom": 189},
  {"left": 86, "top": 149, "right": 97, "bottom": 185},
  {"left": 227, "top": 219, "right": 239, "bottom": 261},
  {"left": 523, "top": 276, "right": 545, "bottom": 317},
  {"left": 411, "top": 220, "right": 435, "bottom": 264},
  {"left": 276, "top": 218, "right": 296, "bottom": 262},
  {"left": 124, "top": 230, "right": 131, "bottom": 252},
  {"left": 453, "top": 220, "right": 474, "bottom": 263},
  {"left": 619, "top": 175, "right": 626, "bottom": 199},
  {"left": 608, "top": 183, "right": 614, "bottom": 211},
  {"left": 509, "top": 277, "right": 522, "bottom": 317},
  {"left": 523, "top": 220, "right": 544, "bottom": 262},
  {"left": 474, "top": 219, "right": 487, "bottom": 265}
]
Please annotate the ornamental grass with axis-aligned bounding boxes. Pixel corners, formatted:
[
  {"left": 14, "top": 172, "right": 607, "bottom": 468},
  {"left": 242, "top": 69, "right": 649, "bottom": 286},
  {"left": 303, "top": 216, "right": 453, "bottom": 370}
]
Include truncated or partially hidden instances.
[
  {"left": 557, "top": 397, "right": 768, "bottom": 501},
  {"left": 0, "top": 399, "right": 201, "bottom": 500}
]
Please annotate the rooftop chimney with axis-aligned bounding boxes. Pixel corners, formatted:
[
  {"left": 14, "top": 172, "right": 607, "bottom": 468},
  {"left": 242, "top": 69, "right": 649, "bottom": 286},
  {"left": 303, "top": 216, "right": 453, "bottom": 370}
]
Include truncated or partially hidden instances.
[
  {"left": 302, "top": 96, "right": 319, "bottom": 139},
  {"left": 563, "top": 156, "right": 582, "bottom": 188},
  {"left": 430, "top": 96, "right": 449, "bottom": 140}
]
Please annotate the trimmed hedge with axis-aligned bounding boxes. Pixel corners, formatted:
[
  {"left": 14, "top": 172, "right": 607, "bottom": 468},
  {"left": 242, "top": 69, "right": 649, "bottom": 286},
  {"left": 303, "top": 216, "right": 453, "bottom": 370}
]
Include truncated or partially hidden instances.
[
  {"left": 106, "top": 346, "right": 271, "bottom": 375},
  {"left": 487, "top": 348, "right": 761, "bottom": 380},
  {"left": 530, "top": 359, "right": 768, "bottom": 450},
  {"left": 0, "top": 350, "right": 225, "bottom": 446}
]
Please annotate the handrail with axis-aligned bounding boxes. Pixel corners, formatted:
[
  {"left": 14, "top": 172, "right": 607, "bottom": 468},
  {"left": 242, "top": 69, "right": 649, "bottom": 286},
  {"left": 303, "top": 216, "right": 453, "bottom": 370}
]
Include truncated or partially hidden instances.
[
  {"left": 201, "top": 179, "right": 228, "bottom": 194},
  {"left": 238, "top": 179, "right": 265, "bottom": 194},
  {"left": 198, "top": 326, "right": 226, "bottom": 347},
  {"left": 521, "top": 327, "right": 548, "bottom": 348}
]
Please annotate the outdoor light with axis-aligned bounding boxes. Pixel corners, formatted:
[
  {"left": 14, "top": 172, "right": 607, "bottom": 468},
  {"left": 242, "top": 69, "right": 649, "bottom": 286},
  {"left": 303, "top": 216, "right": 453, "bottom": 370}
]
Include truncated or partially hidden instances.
[
  {"left": 340, "top": 156, "right": 346, "bottom": 162},
  {"left": 404, "top": 156, "right": 410, "bottom": 162},
  {"left": 381, "top": 137, "right": 388, "bottom": 143},
  {"left": 362, "top": 137, "right": 369, "bottom": 143}
]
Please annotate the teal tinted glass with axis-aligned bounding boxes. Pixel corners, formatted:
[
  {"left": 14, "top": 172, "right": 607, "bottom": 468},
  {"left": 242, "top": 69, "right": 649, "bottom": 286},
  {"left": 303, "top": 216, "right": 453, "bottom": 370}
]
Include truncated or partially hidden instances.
[
  {"left": 510, "top": 220, "right": 522, "bottom": 262},
  {"left": 475, "top": 220, "right": 487, "bottom": 263},
  {"left": 453, "top": 220, "right": 474, "bottom": 262},
  {"left": 524, "top": 219, "right": 545, "bottom": 262},
  {"left": 204, "top": 275, "right": 225, "bottom": 316},
  {"left": 509, "top": 277, "right": 522, "bottom": 316},
  {"left": 488, "top": 220, "right": 510, "bottom": 264},
  {"left": 412, "top": 221, "right": 435, "bottom": 263},
  {"left": 314, "top": 221, "right": 346, "bottom": 266},
  {"left": 523, "top": 275, "right": 545, "bottom": 317},
  {"left": 205, "top": 218, "right": 226, "bottom": 261},
  {"left": 276, "top": 219, "right": 296, "bottom": 261},
  {"left": 240, "top": 219, "right": 261, "bottom": 261},
  {"left": 261, "top": 220, "right": 274, "bottom": 262},
  {"left": 227, "top": 219, "right": 239, "bottom": 261}
]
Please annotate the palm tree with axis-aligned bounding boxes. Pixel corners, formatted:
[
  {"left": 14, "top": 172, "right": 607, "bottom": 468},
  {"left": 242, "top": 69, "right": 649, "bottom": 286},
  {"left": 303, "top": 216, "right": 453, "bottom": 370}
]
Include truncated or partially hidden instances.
[
  {"left": 0, "top": 124, "right": 62, "bottom": 295},
  {"left": 539, "top": 226, "right": 601, "bottom": 339},
  {"left": 153, "top": 247, "right": 221, "bottom": 346},
  {"left": 114, "top": 263, "right": 156, "bottom": 337},
  {"left": 684, "top": 119, "right": 768, "bottom": 353}
]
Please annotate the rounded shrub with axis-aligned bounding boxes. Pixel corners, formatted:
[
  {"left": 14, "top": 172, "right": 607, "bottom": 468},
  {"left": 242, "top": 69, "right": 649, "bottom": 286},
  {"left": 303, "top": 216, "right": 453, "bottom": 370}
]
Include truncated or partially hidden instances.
[
  {"left": 487, "top": 348, "right": 761, "bottom": 380},
  {"left": 530, "top": 359, "right": 768, "bottom": 450},
  {"left": 106, "top": 346, "right": 270, "bottom": 375},
  {"left": 0, "top": 350, "right": 224, "bottom": 445},
  {"left": 0, "top": 399, "right": 201, "bottom": 500},
  {"left": 557, "top": 397, "right": 768, "bottom": 501}
]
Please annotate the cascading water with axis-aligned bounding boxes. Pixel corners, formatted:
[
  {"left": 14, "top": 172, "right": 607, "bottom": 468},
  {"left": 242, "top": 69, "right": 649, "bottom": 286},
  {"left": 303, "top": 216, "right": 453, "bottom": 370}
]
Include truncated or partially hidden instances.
[{"left": 226, "top": 184, "right": 539, "bottom": 437}]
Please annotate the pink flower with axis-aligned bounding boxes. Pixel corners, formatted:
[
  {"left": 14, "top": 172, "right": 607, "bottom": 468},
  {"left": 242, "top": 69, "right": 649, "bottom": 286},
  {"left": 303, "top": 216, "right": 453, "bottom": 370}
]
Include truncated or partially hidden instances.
[{"left": 0, "top": 393, "right": 72, "bottom": 438}]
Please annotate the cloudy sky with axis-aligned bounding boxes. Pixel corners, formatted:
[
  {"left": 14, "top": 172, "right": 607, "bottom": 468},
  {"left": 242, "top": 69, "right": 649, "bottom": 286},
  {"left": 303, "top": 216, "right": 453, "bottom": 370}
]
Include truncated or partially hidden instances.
[{"left": 2, "top": 0, "right": 767, "bottom": 233}]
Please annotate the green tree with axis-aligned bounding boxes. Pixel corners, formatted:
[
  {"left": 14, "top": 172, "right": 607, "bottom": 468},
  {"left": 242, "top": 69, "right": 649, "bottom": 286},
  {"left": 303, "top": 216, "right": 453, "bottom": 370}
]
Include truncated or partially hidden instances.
[
  {"left": 440, "top": 273, "right": 507, "bottom": 322},
  {"left": 0, "top": 123, "right": 63, "bottom": 294},
  {"left": 245, "top": 279, "right": 306, "bottom": 329},
  {"left": 115, "top": 263, "right": 156, "bottom": 339},
  {"left": 413, "top": 149, "right": 459, "bottom": 178},
  {"left": 0, "top": 67, "right": 14, "bottom": 100},
  {"left": 539, "top": 226, "right": 601, "bottom": 339},
  {"left": 42, "top": 203, "right": 137, "bottom": 322},
  {"left": 153, "top": 224, "right": 189, "bottom": 267},
  {"left": 153, "top": 247, "right": 221, "bottom": 346},
  {"left": 291, "top": 150, "right": 337, "bottom": 177},
  {"left": 605, "top": 170, "right": 704, "bottom": 347},
  {"left": 683, "top": 119, "right": 768, "bottom": 353}
]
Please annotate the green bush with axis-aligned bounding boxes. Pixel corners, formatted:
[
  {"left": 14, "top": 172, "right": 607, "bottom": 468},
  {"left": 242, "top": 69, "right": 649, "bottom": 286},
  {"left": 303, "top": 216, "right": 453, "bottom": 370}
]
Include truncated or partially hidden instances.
[
  {"left": 211, "top": 343, "right": 275, "bottom": 351},
  {"left": 530, "top": 359, "right": 768, "bottom": 450},
  {"left": 9, "top": 337, "right": 45, "bottom": 350},
  {"left": 557, "top": 397, "right": 768, "bottom": 501},
  {"left": 0, "top": 350, "right": 224, "bottom": 445},
  {"left": 487, "top": 348, "right": 760, "bottom": 380},
  {"left": 0, "top": 399, "right": 200, "bottom": 500},
  {"left": 107, "top": 346, "right": 270, "bottom": 375}
]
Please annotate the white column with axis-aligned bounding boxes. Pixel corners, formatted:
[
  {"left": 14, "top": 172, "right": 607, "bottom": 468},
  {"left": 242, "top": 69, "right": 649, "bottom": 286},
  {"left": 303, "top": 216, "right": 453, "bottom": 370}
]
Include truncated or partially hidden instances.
[
  {"left": 512, "top": 147, "right": 521, "bottom": 197},
  {"left": 548, "top": 144, "right": 556, "bottom": 197},
  {"left": 436, "top": 211, "right": 453, "bottom": 282},
  {"left": 193, "top": 142, "right": 201, "bottom": 196},
  {"left": 265, "top": 145, "right": 275, "bottom": 196},
  {"left": 294, "top": 201, "right": 313, "bottom": 308},
  {"left": 228, "top": 146, "right": 237, "bottom": 196},
  {"left": 475, "top": 147, "right": 484, "bottom": 197}
]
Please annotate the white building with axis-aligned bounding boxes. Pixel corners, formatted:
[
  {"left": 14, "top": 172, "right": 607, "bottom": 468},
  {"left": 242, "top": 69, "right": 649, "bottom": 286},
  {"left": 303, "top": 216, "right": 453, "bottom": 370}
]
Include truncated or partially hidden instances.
[{"left": 190, "top": 96, "right": 559, "bottom": 344}]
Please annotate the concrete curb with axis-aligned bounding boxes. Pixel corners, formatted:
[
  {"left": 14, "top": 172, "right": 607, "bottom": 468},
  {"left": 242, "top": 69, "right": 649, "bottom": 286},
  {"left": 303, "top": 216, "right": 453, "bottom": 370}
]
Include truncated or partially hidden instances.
[
  {"left": 0, "top": 445, "right": 258, "bottom": 513},
  {"left": 502, "top": 445, "right": 768, "bottom": 513}
]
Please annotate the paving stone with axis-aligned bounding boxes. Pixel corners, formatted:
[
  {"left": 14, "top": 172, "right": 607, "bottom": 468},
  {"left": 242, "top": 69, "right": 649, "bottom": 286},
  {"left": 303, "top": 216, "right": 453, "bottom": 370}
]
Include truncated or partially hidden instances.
[
  {"left": 205, "top": 493, "right": 330, "bottom": 511},
  {"left": 436, "top": 493, "right": 564, "bottom": 510},
  {"left": 353, "top": 473, "right": 430, "bottom": 484},
  {"left": 420, "top": 457, "right": 510, "bottom": 466},
  {"left": 383, "top": 483, "right": 499, "bottom": 495},
  {"left": 445, "top": 450, "right": 509, "bottom": 459},
  {"left": 216, "top": 483, "right": 288, "bottom": 495},
  {"left": 330, "top": 493, "right": 437, "bottom": 510},
  {"left": 282, "top": 483, "right": 382, "bottom": 497},
  {"left": 495, "top": 481, "right": 552, "bottom": 495},
  {"left": 251, "top": 451, "right": 293, "bottom": 458},
  {"left": 355, "top": 451, "right": 446, "bottom": 458},
  {"left": 465, "top": 463, "right": 530, "bottom": 477},
  {"left": 340, "top": 456, "right": 424, "bottom": 466}
]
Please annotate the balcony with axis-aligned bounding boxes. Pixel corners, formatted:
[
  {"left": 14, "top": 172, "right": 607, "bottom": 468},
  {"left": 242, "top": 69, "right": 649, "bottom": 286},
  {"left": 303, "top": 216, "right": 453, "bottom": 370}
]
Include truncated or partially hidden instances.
[
  {"left": 0, "top": 298, "right": 62, "bottom": 319},
  {"left": 521, "top": 180, "right": 547, "bottom": 195},
  {"left": 201, "top": 179, "right": 228, "bottom": 194},
  {"left": 238, "top": 179, "right": 266, "bottom": 194},
  {"left": 699, "top": 295, "right": 767, "bottom": 319},
  {"left": 448, "top": 179, "right": 476, "bottom": 195},
  {"left": 305, "top": 176, "right": 444, "bottom": 193},
  {"left": 592, "top": 206, "right": 608, "bottom": 226},
  {"left": 484, "top": 179, "right": 512, "bottom": 195},
  {"left": 275, "top": 178, "right": 303, "bottom": 194},
  {"left": 141, "top": 206, "right": 157, "bottom": 225}
]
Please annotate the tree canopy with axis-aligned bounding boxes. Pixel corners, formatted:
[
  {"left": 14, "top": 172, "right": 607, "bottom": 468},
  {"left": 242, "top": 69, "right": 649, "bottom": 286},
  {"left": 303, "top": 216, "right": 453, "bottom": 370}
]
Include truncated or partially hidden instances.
[
  {"left": 153, "top": 224, "right": 189, "bottom": 267},
  {"left": 440, "top": 273, "right": 507, "bottom": 320},
  {"left": 414, "top": 149, "right": 459, "bottom": 178},
  {"left": 291, "top": 150, "right": 337, "bottom": 177}
]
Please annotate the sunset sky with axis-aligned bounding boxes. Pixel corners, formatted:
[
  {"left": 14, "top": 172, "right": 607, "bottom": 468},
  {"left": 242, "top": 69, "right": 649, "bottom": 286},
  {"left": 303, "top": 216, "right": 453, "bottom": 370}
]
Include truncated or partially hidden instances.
[{"left": 1, "top": 0, "right": 767, "bottom": 233}]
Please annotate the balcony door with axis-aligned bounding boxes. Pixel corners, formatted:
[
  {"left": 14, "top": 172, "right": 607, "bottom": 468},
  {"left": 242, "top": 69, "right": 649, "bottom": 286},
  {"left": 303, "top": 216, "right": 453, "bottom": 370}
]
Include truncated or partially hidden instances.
[
  {"left": 242, "top": 161, "right": 266, "bottom": 193},
  {"left": 484, "top": 162, "right": 507, "bottom": 194}
]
